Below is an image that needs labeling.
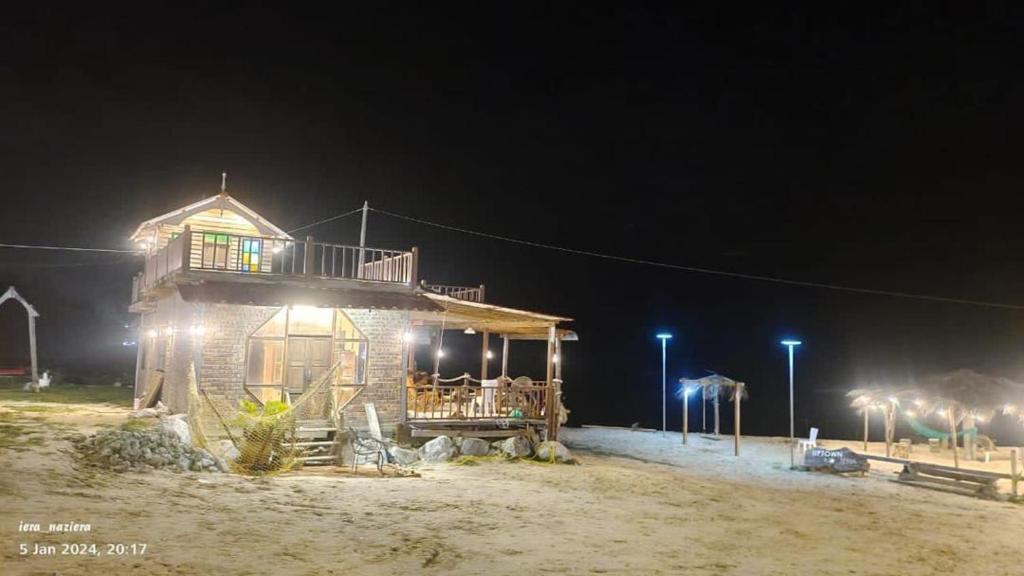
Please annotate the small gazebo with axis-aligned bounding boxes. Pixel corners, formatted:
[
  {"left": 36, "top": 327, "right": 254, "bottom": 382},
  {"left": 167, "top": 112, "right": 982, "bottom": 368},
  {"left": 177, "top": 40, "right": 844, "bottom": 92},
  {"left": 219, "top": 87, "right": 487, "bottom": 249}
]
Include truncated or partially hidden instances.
[{"left": 679, "top": 373, "right": 748, "bottom": 455}]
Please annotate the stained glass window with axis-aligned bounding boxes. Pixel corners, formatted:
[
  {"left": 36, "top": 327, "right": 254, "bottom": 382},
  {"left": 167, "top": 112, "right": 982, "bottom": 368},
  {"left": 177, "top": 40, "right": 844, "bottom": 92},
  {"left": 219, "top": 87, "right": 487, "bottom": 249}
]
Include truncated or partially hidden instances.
[{"left": 241, "top": 238, "right": 262, "bottom": 272}]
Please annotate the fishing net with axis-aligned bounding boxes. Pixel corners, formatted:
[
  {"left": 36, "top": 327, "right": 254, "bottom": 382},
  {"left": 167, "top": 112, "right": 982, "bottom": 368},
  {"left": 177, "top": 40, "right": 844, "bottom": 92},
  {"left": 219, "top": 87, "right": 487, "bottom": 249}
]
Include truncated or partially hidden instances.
[{"left": 187, "top": 360, "right": 344, "bottom": 475}]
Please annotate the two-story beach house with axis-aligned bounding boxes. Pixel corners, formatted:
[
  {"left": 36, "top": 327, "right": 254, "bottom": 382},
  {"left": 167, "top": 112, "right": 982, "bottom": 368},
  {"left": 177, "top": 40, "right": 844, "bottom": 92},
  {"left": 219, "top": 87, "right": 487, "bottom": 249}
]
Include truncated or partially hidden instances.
[{"left": 128, "top": 190, "right": 575, "bottom": 447}]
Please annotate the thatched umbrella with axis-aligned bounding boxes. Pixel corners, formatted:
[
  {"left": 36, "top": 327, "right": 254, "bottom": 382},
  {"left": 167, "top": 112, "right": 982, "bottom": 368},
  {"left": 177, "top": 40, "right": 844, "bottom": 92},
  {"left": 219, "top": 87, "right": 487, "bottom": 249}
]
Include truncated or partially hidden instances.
[
  {"left": 913, "top": 369, "right": 1024, "bottom": 467},
  {"left": 847, "top": 386, "right": 918, "bottom": 456},
  {"left": 679, "top": 373, "right": 748, "bottom": 455}
]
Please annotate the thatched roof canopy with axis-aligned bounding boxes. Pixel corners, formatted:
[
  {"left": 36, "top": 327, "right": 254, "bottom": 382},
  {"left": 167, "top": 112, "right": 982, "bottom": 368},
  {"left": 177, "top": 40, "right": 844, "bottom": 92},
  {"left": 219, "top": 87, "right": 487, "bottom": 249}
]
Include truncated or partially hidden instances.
[
  {"left": 912, "top": 369, "right": 1024, "bottom": 422},
  {"left": 847, "top": 370, "right": 1024, "bottom": 424},
  {"left": 679, "top": 373, "right": 749, "bottom": 401}
]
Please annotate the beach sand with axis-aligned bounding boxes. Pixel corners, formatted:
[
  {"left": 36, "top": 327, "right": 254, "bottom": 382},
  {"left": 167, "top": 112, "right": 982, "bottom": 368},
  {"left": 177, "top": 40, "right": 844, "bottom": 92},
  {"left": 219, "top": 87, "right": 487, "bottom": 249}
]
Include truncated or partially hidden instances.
[{"left": 1, "top": 400, "right": 1021, "bottom": 575}]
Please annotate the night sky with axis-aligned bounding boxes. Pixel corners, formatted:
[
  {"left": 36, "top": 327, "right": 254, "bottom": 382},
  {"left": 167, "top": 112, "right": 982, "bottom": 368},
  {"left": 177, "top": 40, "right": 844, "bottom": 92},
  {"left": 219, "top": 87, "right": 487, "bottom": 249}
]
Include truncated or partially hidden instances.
[{"left": 3, "top": 5, "right": 1024, "bottom": 443}]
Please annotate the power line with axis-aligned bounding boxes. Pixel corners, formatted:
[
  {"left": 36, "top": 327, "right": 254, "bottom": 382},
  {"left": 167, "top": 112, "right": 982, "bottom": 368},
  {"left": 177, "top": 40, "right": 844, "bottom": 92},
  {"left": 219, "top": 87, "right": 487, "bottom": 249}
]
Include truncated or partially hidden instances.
[
  {"left": 0, "top": 242, "right": 137, "bottom": 254},
  {"left": 287, "top": 207, "right": 363, "bottom": 234},
  {"left": 370, "top": 206, "right": 1024, "bottom": 311}
]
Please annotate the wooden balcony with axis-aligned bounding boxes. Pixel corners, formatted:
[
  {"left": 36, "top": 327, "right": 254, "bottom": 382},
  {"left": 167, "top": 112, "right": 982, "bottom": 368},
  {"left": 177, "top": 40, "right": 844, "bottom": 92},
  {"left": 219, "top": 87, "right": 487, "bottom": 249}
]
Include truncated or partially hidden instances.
[
  {"left": 420, "top": 283, "right": 485, "bottom": 302},
  {"left": 132, "top": 229, "right": 418, "bottom": 302}
]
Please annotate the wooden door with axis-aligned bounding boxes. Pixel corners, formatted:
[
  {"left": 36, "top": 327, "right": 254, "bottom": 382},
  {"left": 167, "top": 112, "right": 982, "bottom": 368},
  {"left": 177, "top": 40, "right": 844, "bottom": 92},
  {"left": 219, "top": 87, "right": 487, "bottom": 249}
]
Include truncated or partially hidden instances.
[{"left": 285, "top": 337, "right": 332, "bottom": 393}]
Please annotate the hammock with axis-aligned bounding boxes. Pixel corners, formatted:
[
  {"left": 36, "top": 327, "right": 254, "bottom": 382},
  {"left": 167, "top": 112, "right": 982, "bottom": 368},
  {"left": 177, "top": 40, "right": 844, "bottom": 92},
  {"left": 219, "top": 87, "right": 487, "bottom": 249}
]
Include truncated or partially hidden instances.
[{"left": 900, "top": 408, "right": 977, "bottom": 440}]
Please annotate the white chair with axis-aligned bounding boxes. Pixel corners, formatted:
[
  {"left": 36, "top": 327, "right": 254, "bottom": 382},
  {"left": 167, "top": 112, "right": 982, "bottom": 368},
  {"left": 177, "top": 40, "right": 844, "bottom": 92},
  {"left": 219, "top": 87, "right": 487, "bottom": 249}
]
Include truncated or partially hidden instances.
[{"left": 797, "top": 427, "right": 818, "bottom": 453}]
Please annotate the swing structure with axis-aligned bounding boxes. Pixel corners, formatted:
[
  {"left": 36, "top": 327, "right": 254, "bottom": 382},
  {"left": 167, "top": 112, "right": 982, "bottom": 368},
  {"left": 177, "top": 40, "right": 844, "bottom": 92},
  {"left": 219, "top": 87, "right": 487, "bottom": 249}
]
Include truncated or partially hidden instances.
[
  {"left": 0, "top": 286, "right": 39, "bottom": 386},
  {"left": 679, "top": 373, "right": 748, "bottom": 456},
  {"left": 849, "top": 370, "right": 1024, "bottom": 469}
]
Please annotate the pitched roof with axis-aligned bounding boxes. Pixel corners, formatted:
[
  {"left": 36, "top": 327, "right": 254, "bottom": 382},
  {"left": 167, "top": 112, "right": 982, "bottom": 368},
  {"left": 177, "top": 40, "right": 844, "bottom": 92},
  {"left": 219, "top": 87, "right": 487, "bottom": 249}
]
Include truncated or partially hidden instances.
[{"left": 130, "top": 193, "right": 292, "bottom": 241}]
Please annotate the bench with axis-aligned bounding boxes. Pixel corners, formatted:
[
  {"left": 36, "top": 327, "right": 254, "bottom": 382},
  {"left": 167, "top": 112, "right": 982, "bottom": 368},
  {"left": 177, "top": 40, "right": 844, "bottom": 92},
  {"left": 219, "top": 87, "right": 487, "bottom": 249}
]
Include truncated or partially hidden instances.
[{"left": 897, "top": 461, "right": 1001, "bottom": 500}]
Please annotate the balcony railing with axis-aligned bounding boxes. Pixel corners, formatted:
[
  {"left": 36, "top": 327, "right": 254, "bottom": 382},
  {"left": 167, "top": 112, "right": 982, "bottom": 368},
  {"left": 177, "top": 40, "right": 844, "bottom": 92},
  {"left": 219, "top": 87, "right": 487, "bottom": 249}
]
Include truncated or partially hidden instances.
[
  {"left": 421, "top": 283, "right": 485, "bottom": 302},
  {"left": 407, "top": 375, "right": 549, "bottom": 421},
  {"left": 132, "top": 229, "right": 417, "bottom": 300}
]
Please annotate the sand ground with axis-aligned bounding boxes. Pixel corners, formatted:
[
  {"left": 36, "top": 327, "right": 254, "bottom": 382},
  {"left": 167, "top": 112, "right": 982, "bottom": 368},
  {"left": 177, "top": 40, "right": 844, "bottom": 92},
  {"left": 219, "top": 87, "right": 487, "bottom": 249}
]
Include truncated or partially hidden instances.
[{"left": 1, "top": 400, "right": 1022, "bottom": 576}]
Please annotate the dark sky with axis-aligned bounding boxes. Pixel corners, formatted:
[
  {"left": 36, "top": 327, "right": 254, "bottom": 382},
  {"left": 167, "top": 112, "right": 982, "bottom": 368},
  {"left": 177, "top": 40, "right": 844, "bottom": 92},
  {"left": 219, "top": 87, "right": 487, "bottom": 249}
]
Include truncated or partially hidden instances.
[{"left": 3, "top": 4, "right": 1024, "bottom": 443}]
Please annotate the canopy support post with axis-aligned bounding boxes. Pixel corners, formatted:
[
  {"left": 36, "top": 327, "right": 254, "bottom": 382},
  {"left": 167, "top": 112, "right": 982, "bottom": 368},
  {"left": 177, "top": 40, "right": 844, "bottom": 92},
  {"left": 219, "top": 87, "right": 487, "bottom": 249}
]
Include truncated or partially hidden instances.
[
  {"left": 545, "top": 325, "right": 557, "bottom": 441},
  {"left": 682, "top": 387, "right": 689, "bottom": 445},
  {"left": 947, "top": 408, "right": 960, "bottom": 469},
  {"left": 734, "top": 383, "right": 743, "bottom": 457},
  {"left": 501, "top": 335, "right": 509, "bottom": 378},
  {"left": 863, "top": 408, "right": 869, "bottom": 453},
  {"left": 480, "top": 330, "right": 490, "bottom": 381}
]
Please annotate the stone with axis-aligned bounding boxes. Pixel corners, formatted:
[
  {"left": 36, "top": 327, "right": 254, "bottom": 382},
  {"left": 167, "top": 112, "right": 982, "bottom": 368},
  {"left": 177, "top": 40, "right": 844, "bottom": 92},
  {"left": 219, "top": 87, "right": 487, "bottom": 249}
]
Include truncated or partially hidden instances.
[
  {"left": 458, "top": 437, "right": 490, "bottom": 457},
  {"left": 388, "top": 446, "right": 421, "bottom": 466},
  {"left": 497, "top": 436, "right": 533, "bottom": 458},
  {"left": 419, "top": 436, "right": 456, "bottom": 463},
  {"left": 214, "top": 439, "right": 240, "bottom": 462},
  {"left": 534, "top": 441, "right": 574, "bottom": 463},
  {"left": 160, "top": 415, "right": 191, "bottom": 446}
]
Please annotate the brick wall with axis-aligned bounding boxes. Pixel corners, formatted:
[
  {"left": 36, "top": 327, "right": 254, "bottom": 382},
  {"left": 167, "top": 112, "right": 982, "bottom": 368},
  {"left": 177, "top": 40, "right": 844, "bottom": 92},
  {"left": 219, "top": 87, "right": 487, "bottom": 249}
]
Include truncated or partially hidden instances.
[
  {"left": 197, "top": 304, "right": 279, "bottom": 408},
  {"left": 340, "top": 309, "right": 409, "bottom": 434},
  {"left": 137, "top": 295, "right": 410, "bottom": 429}
]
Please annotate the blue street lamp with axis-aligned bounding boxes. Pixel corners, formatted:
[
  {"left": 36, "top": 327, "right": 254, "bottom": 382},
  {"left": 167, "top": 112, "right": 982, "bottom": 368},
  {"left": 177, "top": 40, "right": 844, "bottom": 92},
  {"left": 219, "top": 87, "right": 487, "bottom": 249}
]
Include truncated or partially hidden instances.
[
  {"left": 780, "top": 339, "right": 802, "bottom": 467},
  {"left": 657, "top": 333, "right": 673, "bottom": 431}
]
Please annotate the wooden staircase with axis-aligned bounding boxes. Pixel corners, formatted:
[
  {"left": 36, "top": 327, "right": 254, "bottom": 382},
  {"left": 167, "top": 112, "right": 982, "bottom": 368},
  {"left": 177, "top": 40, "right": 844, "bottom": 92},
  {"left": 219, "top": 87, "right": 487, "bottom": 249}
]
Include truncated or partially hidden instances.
[{"left": 292, "top": 419, "right": 341, "bottom": 465}]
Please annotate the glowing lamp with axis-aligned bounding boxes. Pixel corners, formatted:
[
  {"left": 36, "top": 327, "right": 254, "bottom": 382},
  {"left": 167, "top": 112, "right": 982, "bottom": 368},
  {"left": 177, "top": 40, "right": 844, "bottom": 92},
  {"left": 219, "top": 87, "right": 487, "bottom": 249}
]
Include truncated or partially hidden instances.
[{"left": 464, "top": 327, "right": 476, "bottom": 335}]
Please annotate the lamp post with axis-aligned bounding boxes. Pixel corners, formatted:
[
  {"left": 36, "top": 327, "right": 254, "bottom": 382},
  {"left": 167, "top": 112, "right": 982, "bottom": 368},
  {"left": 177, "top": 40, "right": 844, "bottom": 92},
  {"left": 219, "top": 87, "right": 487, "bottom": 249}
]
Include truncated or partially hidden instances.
[
  {"left": 656, "top": 333, "right": 672, "bottom": 432},
  {"left": 780, "top": 339, "right": 802, "bottom": 467}
]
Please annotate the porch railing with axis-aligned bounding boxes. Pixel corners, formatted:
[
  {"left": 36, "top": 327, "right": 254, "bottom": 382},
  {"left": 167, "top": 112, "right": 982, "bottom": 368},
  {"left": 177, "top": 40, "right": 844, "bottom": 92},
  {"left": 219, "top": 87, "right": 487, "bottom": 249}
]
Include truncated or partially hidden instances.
[
  {"left": 421, "top": 283, "right": 485, "bottom": 303},
  {"left": 406, "top": 374, "right": 549, "bottom": 420},
  {"left": 132, "top": 229, "right": 418, "bottom": 299}
]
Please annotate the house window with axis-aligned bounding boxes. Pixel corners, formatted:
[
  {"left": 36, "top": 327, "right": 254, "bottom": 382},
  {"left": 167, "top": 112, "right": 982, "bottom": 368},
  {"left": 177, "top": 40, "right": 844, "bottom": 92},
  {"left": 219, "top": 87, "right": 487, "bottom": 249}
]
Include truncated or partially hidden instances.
[
  {"left": 240, "top": 238, "right": 262, "bottom": 273},
  {"left": 243, "top": 307, "right": 369, "bottom": 405},
  {"left": 202, "top": 233, "right": 230, "bottom": 269}
]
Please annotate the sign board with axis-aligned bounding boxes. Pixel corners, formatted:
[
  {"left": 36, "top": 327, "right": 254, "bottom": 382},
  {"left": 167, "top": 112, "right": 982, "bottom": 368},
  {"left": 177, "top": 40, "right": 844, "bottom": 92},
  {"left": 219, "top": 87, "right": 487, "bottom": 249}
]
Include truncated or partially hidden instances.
[{"left": 803, "top": 447, "right": 870, "bottom": 474}]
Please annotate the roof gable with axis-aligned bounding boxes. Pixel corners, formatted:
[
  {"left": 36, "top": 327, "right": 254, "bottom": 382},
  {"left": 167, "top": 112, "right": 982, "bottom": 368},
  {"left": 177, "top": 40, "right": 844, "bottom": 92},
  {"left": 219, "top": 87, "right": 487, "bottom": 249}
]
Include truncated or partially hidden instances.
[{"left": 131, "top": 193, "right": 292, "bottom": 241}]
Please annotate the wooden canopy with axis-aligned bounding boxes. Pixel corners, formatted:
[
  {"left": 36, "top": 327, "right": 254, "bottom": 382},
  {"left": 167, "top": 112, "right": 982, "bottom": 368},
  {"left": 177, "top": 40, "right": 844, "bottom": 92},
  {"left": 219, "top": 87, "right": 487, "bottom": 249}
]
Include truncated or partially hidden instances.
[{"left": 410, "top": 293, "right": 576, "bottom": 341}]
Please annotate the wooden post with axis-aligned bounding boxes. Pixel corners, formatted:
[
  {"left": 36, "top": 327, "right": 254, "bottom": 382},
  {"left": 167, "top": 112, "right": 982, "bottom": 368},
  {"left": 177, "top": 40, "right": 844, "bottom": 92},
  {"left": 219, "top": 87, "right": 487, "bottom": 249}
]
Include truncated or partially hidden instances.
[
  {"left": 682, "top": 387, "right": 689, "bottom": 445},
  {"left": 947, "top": 408, "right": 959, "bottom": 469},
  {"left": 480, "top": 330, "right": 490, "bottom": 381},
  {"left": 478, "top": 284, "right": 486, "bottom": 303},
  {"left": 181, "top": 226, "right": 191, "bottom": 271},
  {"left": 713, "top": 391, "right": 720, "bottom": 436},
  {"left": 963, "top": 414, "right": 976, "bottom": 462},
  {"left": 431, "top": 328, "right": 443, "bottom": 386},
  {"left": 303, "top": 235, "right": 316, "bottom": 278},
  {"left": 501, "top": 334, "right": 510, "bottom": 378},
  {"left": 545, "top": 325, "right": 557, "bottom": 440},
  {"left": 1011, "top": 448, "right": 1019, "bottom": 498},
  {"left": 701, "top": 392, "right": 706, "bottom": 432},
  {"left": 734, "top": 383, "right": 743, "bottom": 456},
  {"left": 409, "top": 247, "right": 419, "bottom": 286},
  {"left": 885, "top": 403, "right": 893, "bottom": 458},
  {"left": 863, "top": 408, "right": 869, "bottom": 453},
  {"left": 554, "top": 338, "right": 563, "bottom": 381},
  {"left": 27, "top": 312, "right": 38, "bottom": 384}
]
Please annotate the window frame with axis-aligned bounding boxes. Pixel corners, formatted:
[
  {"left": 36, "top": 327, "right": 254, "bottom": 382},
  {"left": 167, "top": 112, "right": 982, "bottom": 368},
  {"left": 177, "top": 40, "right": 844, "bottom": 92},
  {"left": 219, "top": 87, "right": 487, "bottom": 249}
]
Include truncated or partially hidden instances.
[{"left": 242, "top": 307, "right": 369, "bottom": 404}]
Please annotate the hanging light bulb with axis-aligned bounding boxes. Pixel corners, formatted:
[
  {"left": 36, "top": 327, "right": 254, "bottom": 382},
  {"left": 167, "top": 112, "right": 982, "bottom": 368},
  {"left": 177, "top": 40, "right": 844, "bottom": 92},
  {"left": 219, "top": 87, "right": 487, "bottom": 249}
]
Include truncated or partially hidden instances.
[
  {"left": 486, "top": 350, "right": 494, "bottom": 360},
  {"left": 464, "top": 327, "right": 476, "bottom": 335},
  {"left": 436, "top": 349, "right": 445, "bottom": 358}
]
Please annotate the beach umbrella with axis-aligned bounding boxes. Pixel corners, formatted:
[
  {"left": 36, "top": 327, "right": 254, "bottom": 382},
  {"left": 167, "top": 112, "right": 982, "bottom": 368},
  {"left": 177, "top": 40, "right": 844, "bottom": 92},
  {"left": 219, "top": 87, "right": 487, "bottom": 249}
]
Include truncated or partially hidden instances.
[
  {"left": 912, "top": 369, "right": 1024, "bottom": 467},
  {"left": 679, "top": 373, "right": 748, "bottom": 456},
  {"left": 847, "top": 386, "right": 918, "bottom": 456}
]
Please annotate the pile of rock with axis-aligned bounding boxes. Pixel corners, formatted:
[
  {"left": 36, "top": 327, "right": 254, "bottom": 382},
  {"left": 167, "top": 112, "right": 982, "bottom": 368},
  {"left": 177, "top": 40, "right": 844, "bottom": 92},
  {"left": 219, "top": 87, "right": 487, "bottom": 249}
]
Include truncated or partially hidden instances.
[
  {"left": 71, "top": 428, "right": 226, "bottom": 473},
  {"left": 387, "top": 434, "right": 574, "bottom": 465}
]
